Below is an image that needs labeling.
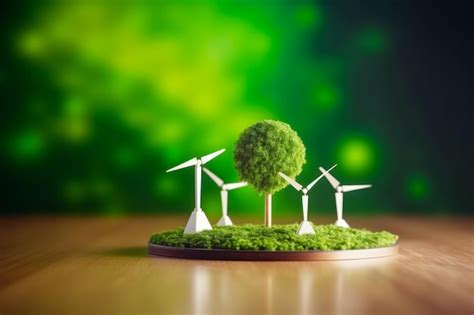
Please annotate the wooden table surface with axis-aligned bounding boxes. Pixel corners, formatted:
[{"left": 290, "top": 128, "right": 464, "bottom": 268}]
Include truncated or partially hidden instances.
[{"left": 0, "top": 215, "right": 472, "bottom": 315}]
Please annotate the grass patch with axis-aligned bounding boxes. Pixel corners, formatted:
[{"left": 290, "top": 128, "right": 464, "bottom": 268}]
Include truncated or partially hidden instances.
[{"left": 149, "top": 224, "right": 398, "bottom": 251}]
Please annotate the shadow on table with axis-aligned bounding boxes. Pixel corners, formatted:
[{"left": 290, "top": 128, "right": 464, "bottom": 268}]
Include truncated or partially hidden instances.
[{"left": 100, "top": 246, "right": 148, "bottom": 257}]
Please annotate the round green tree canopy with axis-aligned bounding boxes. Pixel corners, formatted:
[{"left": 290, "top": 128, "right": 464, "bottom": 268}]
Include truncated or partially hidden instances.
[{"left": 234, "top": 120, "right": 306, "bottom": 194}]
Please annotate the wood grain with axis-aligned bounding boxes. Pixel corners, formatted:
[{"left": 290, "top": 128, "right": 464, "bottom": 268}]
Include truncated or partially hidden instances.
[{"left": 0, "top": 215, "right": 472, "bottom": 315}]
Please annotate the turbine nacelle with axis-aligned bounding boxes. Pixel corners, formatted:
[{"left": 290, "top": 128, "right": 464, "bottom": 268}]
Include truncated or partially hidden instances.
[
  {"left": 221, "top": 182, "right": 248, "bottom": 192},
  {"left": 203, "top": 168, "right": 247, "bottom": 192},
  {"left": 166, "top": 149, "right": 225, "bottom": 173},
  {"left": 278, "top": 164, "right": 338, "bottom": 194},
  {"left": 319, "top": 166, "right": 372, "bottom": 194}
]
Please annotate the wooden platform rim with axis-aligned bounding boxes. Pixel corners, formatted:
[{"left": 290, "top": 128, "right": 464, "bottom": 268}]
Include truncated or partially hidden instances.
[{"left": 148, "top": 241, "right": 399, "bottom": 261}]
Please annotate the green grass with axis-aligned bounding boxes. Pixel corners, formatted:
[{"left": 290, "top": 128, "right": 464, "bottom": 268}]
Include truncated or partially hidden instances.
[{"left": 149, "top": 224, "right": 398, "bottom": 251}]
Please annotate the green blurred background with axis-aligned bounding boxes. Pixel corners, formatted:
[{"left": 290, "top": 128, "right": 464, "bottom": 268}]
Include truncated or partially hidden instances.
[{"left": 1, "top": 1, "right": 471, "bottom": 218}]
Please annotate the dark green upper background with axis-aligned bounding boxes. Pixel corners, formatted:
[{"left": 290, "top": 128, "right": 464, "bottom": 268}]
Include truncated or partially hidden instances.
[{"left": 1, "top": 1, "right": 471, "bottom": 216}]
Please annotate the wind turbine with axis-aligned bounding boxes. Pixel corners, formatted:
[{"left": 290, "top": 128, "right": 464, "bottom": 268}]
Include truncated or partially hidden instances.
[
  {"left": 279, "top": 164, "right": 337, "bottom": 235},
  {"left": 203, "top": 168, "right": 247, "bottom": 226},
  {"left": 319, "top": 166, "right": 372, "bottom": 228},
  {"left": 166, "top": 149, "right": 225, "bottom": 234}
]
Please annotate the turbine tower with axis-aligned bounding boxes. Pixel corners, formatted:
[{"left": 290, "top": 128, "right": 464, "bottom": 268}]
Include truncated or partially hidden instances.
[
  {"left": 319, "top": 166, "right": 372, "bottom": 228},
  {"left": 166, "top": 149, "right": 225, "bottom": 234},
  {"left": 203, "top": 167, "right": 247, "bottom": 226},
  {"left": 279, "top": 164, "right": 337, "bottom": 235}
]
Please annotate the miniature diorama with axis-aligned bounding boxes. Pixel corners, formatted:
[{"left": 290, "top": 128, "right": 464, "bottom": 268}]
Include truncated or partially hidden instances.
[{"left": 151, "top": 120, "right": 399, "bottom": 261}]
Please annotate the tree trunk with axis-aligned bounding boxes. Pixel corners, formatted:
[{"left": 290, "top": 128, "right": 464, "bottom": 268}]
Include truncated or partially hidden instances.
[{"left": 264, "top": 193, "right": 272, "bottom": 227}]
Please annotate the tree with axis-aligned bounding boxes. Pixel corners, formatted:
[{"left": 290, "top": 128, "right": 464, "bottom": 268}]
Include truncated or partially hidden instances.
[{"left": 234, "top": 120, "right": 306, "bottom": 227}]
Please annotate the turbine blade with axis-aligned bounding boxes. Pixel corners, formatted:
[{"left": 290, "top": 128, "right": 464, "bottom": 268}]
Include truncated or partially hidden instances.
[
  {"left": 319, "top": 166, "right": 340, "bottom": 189},
  {"left": 278, "top": 172, "right": 303, "bottom": 191},
  {"left": 341, "top": 185, "right": 372, "bottom": 192},
  {"left": 201, "top": 149, "right": 225, "bottom": 164},
  {"left": 307, "top": 164, "right": 337, "bottom": 191},
  {"left": 166, "top": 157, "right": 197, "bottom": 172},
  {"left": 225, "top": 182, "right": 248, "bottom": 190},
  {"left": 203, "top": 167, "right": 224, "bottom": 187}
]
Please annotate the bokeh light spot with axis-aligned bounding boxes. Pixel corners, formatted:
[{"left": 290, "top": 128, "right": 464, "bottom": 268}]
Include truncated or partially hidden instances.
[
  {"left": 59, "top": 121, "right": 90, "bottom": 142},
  {"left": 55, "top": 98, "right": 90, "bottom": 142},
  {"left": 356, "top": 28, "right": 388, "bottom": 54},
  {"left": 155, "top": 177, "right": 178, "bottom": 197},
  {"left": 406, "top": 175, "right": 430, "bottom": 200},
  {"left": 18, "top": 31, "right": 45, "bottom": 57},
  {"left": 337, "top": 137, "right": 375, "bottom": 174},
  {"left": 64, "top": 180, "right": 85, "bottom": 203},
  {"left": 8, "top": 129, "right": 46, "bottom": 161},
  {"left": 311, "top": 83, "right": 341, "bottom": 110},
  {"left": 114, "top": 147, "right": 137, "bottom": 169},
  {"left": 63, "top": 97, "right": 87, "bottom": 117},
  {"left": 91, "top": 178, "right": 113, "bottom": 197},
  {"left": 294, "top": 5, "right": 323, "bottom": 29}
]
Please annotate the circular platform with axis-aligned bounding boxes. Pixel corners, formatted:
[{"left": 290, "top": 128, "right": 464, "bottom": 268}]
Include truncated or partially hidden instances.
[{"left": 148, "top": 242, "right": 399, "bottom": 261}]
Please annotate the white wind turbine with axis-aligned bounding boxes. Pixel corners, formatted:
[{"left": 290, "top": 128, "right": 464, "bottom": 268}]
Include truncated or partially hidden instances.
[
  {"left": 279, "top": 164, "right": 337, "bottom": 235},
  {"left": 203, "top": 168, "right": 247, "bottom": 226},
  {"left": 319, "top": 166, "right": 372, "bottom": 228},
  {"left": 166, "top": 149, "right": 225, "bottom": 234}
]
